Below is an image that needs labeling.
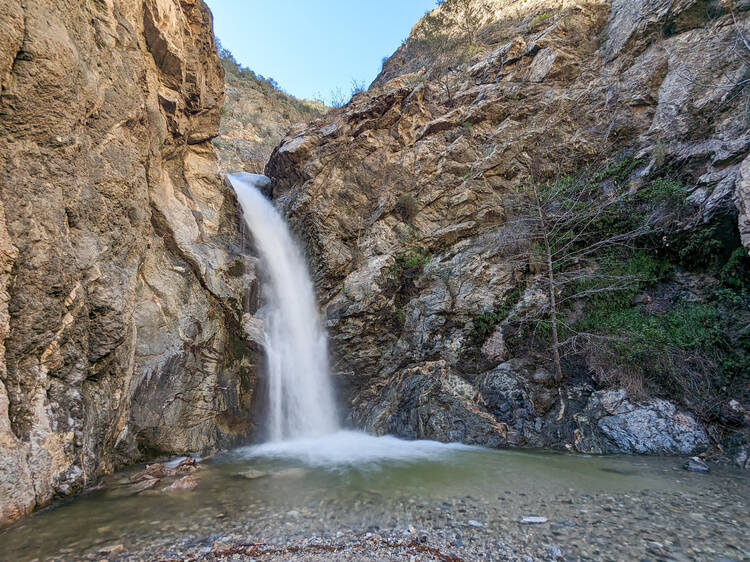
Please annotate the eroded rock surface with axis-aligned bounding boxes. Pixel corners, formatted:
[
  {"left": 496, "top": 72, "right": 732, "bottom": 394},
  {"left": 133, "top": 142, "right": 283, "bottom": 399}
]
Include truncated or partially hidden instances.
[
  {"left": 574, "top": 390, "right": 710, "bottom": 455},
  {"left": 267, "top": 0, "right": 748, "bottom": 457},
  {"left": 0, "top": 0, "right": 259, "bottom": 524},
  {"left": 213, "top": 51, "right": 327, "bottom": 174}
]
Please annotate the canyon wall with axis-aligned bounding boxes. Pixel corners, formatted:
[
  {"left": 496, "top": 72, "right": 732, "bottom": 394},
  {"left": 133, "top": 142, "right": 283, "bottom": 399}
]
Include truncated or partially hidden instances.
[
  {"left": 267, "top": 0, "right": 749, "bottom": 462},
  {"left": 213, "top": 49, "right": 326, "bottom": 174},
  {"left": 0, "top": 0, "right": 258, "bottom": 525}
]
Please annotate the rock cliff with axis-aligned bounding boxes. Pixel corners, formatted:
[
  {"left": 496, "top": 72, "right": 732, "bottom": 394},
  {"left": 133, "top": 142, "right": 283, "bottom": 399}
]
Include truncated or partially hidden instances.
[
  {"left": 0, "top": 0, "right": 258, "bottom": 525},
  {"left": 213, "top": 48, "right": 326, "bottom": 174},
  {"left": 267, "top": 0, "right": 749, "bottom": 462}
]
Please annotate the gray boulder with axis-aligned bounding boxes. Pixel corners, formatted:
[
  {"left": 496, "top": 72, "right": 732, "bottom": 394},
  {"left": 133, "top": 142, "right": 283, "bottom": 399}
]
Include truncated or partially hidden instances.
[{"left": 575, "top": 390, "right": 709, "bottom": 455}]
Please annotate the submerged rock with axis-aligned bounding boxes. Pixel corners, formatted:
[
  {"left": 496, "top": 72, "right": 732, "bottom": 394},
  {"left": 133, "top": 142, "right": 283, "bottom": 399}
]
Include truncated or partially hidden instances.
[
  {"left": 683, "top": 457, "right": 710, "bottom": 473},
  {"left": 163, "top": 475, "right": 200, "bottom": 493},
  {"left": 235, "top": 470, "right": 268, "bottom": 480},
  {"left": 272, "top": 468, "right": 308, "bottom": 479}
]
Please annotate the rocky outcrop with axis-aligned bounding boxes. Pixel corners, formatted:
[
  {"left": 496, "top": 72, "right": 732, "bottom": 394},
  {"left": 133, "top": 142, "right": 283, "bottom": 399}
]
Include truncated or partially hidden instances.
[
  {"left": 0, "top": 0, "right": 259, "bottom": 525},
  {"left": 354, "top": 360, "right": 508, "bottom": 446},
  {"left": 213, "top": 49, "right": 326, "bottom": 174},
  {"left": 738, "top": 154, "right": 750, "bottom": 249},
  {"left": 574, "top": 390, "right": 709, "bottom": 455},
  {"left": 267, "top": 0, "right": 748, "bottom": 457}
]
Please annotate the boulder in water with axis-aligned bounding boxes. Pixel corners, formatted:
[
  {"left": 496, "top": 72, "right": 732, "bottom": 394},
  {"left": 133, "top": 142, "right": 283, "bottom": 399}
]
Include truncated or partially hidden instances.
[
  {"left": 683, "top": 456, "right": 710, "bottom": 473},
  {"left": 235, "top": 470, "right": 268, "bottom": 480}
]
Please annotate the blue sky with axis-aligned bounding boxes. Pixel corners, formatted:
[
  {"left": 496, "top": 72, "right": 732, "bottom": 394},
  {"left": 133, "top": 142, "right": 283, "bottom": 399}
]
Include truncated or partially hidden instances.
[{"left": 205, "top": 0, "right": 437, "bottom": 104}]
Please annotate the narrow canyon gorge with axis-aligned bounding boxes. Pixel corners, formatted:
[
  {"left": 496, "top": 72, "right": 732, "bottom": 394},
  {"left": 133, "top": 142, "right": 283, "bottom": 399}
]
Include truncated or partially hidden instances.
[{"left": 0, "top": 1, "right": 748, "bottom": 558}]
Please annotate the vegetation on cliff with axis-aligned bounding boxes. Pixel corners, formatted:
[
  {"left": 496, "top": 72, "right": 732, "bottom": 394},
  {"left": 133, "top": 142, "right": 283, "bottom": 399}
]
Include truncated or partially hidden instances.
[
  {"left": 266, "top": 0, "right": 750, "bottom": 462},
  {"left": 213, "top": 43, "right": 326, "bottom": 173}
]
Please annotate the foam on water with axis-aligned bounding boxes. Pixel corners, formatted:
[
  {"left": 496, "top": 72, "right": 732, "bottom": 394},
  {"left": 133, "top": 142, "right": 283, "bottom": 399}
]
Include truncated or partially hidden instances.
[{"left": 235, "top": 430, "right": 474, "bottom": 468}]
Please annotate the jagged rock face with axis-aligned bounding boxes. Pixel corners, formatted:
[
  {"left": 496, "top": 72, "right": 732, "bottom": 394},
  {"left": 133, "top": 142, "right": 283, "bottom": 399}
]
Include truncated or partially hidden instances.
[
  {"left": 573, "top": 389, "right": 710, "bottom": 455},
  {"left": 0, "top": 0, "right": 258, "bottom": 525},
  {"left": 213, "top": 55, "right": 326, "bottom": 174},
  {"left": 267, "top": 0, "right": 748, "bottom": 454}
]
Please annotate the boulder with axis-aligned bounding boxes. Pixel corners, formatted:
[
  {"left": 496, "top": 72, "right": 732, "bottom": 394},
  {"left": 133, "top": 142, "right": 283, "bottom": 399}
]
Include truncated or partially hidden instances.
[{"left": 574, "top": 390, "right": 709, "bottom": 455}]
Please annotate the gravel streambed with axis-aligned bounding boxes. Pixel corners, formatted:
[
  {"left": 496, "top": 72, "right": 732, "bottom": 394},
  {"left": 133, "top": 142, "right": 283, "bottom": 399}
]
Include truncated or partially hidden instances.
[{"left": 1, "top": 443, "right": 747, "bottom": 561}]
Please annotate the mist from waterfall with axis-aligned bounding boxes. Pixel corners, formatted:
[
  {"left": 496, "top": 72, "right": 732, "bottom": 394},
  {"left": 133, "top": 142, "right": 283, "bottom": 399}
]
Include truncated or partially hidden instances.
[{"left": 227, "top": 172, "right": 338, "bottom": 441}]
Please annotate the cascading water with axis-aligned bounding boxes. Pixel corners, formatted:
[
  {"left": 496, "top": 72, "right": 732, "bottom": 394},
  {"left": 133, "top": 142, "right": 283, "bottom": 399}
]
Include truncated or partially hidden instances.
[
  {"left": 227, "top": 172, "right": 338, "bottom": 441},
  {"left": 227, "top": 172, "right": 468, "bottom": 465}
]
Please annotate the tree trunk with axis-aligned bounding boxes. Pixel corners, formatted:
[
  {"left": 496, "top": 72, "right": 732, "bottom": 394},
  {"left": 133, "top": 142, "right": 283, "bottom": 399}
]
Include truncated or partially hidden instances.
[{"left": 534, "top": 186, "right": 564, "bottom": 383}]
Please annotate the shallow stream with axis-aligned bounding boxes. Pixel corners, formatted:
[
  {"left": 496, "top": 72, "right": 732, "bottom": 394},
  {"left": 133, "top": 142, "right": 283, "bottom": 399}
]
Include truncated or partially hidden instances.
[{"left": 1, "top": 431, "right": 748, "bottom": 561}]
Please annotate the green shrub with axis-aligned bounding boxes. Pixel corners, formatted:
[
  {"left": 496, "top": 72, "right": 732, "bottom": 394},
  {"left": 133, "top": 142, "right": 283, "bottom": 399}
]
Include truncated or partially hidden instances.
[
  {"left": 593, "top": 154, "right": 645, "bottom": 184},
  {"left": 572, "top": 244, "right": 749, "bottom": 418},
  {"left": 470, "top": 286, "right": 523, "bottom": 344},
  {"left": 395, "top": 307, "right": 406, "bottom": 325},
  {"left": 389, "top": 245, "right": 432, "bottom": 280},
  {"left": 720, "top": 247, "right": 750, "bottom": 290},
  {"left": 529, "top": 11, "right": 552, "bottom": 29}
]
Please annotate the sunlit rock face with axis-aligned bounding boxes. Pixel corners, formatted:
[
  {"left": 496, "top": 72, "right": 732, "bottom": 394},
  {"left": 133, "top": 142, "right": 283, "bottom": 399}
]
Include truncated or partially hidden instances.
[
  {"left": 213, "top": 55, "right": 327, "bottom": 174},
  {"left": 0, "top": 0, "right": 259, "bottom": 525},
  {"left": 267, "top": 0, "right": 748, "bottom": 457}
]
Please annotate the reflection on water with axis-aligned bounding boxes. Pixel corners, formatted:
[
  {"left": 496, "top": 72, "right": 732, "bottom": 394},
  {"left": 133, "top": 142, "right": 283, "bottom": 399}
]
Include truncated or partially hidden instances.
[{"left": 0, "top": 432, "right": 731, "bottom": 560}]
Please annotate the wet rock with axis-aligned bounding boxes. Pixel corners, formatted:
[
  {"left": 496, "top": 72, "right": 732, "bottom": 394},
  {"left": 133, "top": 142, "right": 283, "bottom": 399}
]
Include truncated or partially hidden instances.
[
  {"left": 163, "top": 475, "right": 200, "bottom": 493},
  {"left": 546, "top": 545, "right": 565, "bottom": 560},
  {"left": 131, "top": 464, "right": 167, "bottom": 483},
  {"left": 467, "top": 520, "right": 483, "bottom": 527},
  {"left": 173, "top": 457, "right": 200, "bottom": 475},
  {"left": 354, "top": 361, "right": 508, "bottom": 446},
  {"left": 130, "top": 477, "right": 161, "bottom": 494},
  {"left": 97, "top": 543, "right": 124, "bottom": 556},
  {"left": 683, "top": 457, "right": 710, "bottom": 473},
  {"left": 731, "top": 444, "right": 750, "bottom": 470}
]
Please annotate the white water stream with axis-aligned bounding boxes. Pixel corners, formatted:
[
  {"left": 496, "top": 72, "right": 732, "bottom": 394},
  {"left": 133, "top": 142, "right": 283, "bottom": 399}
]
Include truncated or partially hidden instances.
[
  {"left": 228, "top": 173, "right": 338, "bottom": 441},
  {"left": 227, "top": 172, "right": 468, "bottom": 464}
]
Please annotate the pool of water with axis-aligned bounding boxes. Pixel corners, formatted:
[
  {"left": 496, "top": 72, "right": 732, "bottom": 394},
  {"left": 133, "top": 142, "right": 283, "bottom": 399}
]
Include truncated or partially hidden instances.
[{"left": 1, "top": 431, "right": 746, "bottom": 560}]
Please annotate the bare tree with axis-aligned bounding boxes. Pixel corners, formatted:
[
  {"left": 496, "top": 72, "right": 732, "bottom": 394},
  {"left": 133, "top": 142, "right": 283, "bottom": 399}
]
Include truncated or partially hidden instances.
[
  {"left": 453, "top": 0, "right": 486, "bottom": 47},
  {"left": 496, "top": 174, "right": 681, "bottom": 382}
]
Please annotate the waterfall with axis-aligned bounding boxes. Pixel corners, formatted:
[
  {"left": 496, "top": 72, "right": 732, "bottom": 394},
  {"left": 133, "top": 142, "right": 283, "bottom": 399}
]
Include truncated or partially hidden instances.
[{"left": 227, "top": 172, "right": 338, "bottom": 441}]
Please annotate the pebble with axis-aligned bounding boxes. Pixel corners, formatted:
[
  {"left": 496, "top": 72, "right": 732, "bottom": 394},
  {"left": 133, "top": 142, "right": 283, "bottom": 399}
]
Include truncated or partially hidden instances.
[
  {"left": 468, "top": 520, "right": 483, "bottom": 527},
  {"left": 97, "top": 543, "right": 124, "bottom": 555},
  {"left": 520, "top": 516, "right": 548, "bottom": 524}
]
